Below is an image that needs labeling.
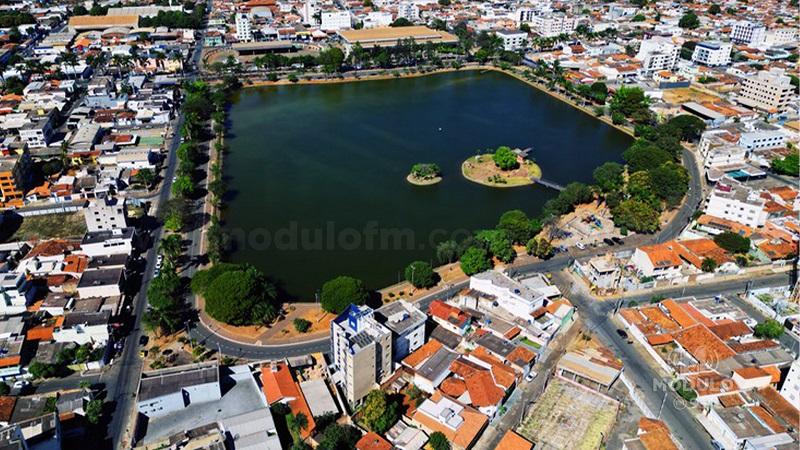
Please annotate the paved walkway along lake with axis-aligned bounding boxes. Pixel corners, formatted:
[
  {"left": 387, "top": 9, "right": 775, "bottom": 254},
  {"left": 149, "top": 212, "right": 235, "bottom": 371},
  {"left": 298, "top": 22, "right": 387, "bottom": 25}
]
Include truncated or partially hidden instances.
[{"left": 224, "top": 70, "right": 633, "bottom": 298}]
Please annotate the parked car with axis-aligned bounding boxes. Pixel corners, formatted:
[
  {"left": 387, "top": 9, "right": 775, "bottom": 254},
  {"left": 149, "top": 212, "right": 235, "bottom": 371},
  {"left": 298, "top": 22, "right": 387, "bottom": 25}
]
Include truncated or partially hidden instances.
[
  {"left": 576, "top": 242, "right": 586, "bottom": 250},
  {"left": 12, "top": 380, "right": 29, "bottom": 390},
  {"left": 616, "top": 329, "right": 629, "bottom": 339},
  {"left": 139, "top": 335, "right": 149, "bottom": 347},
  {"left": 525, "top": 371, "right": 537, "bottom": 382},
  {"left": 612, "top": 237, "right": 624, "bottom": 245},
  {"left": 603, "top": 238, "right": 615, "bottom": 246}
]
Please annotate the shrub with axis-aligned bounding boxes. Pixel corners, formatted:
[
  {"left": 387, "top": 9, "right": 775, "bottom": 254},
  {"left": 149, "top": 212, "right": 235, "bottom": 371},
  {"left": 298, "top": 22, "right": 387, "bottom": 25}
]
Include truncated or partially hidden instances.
[
  {"left": 713, "top": 232, "right": 751, "bottom": 254},
  {"left": 293, "top": 318, "right": 312, "bottom": 333},
  {"left": 320, "top": 276, "right": 368, "bottom": 313},
  {"left": 753, "top": 319, "right": 784, "bottom": 339}
]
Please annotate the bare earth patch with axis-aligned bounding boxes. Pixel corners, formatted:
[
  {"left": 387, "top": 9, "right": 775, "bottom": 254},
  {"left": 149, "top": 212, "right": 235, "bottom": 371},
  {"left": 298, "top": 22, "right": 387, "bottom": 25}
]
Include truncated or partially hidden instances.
[
  {"left": 462, "top": 154, "right": 542, "bottom": 188},
  {"left": 8, "top": 212, "right": 87, "bottom": 242}
]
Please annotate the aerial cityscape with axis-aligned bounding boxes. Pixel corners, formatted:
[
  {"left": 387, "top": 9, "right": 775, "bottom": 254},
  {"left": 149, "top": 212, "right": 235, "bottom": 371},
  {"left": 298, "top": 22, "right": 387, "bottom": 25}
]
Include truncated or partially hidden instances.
[{"left": 0, "top": 0, "right": 795, "bottom": 449}]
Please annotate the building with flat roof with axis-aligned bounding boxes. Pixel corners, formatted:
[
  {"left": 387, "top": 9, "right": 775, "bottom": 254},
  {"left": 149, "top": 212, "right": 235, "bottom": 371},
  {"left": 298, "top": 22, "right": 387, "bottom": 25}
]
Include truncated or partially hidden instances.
[
  {"left": 68, "top": 15, "right": 140, "bottom": 31},
  {"left": 137, "top": 361, "right": 221, "bottom": 419},
  {"left": 338, "top": 26, "right": 458, "bottom": 53},
  {"left": 692, "top": 41, "right": 732, "bottom": 66},
  {"left": 737, "top": 69, "right": 794, "bottom": 113},
  {"left": 330, "top": 304, "right": 392, "bottom": 407},
  {"left": 375, "top": 300, "right": 426, "bottom": 362},
  {"left": 469, "top": 271, "right": 547, "bottom": 318}
]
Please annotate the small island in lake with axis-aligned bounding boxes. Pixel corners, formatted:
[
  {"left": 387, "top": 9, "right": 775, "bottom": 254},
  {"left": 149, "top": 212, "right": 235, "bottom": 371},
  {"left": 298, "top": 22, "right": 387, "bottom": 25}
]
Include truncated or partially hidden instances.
[
  {"left": 407, "top": 163, "right": 442, "bottom": 186},
  {"left": 462, "top": 145, "right": 542, "bottom": 188}
]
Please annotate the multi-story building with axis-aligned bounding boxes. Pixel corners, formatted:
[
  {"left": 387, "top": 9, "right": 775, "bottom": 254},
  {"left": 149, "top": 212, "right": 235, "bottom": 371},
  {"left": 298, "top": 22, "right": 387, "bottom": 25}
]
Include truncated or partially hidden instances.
[
  {"left": 0, "top": 272, "right": 34, "bottom": 315},
  {"left": 736, "top": 69, "right": 794, "bottom": 113},
  {"left": 469, "top": 271, "right": 546, "bottom": 318},
  {"left": 635, "top": 36, "right": 679, "bottom": 77},
  {"left": 396, "top": 2, "right": 419, "bottom": 21},
  {"left": 730, "top": 21, "right": 766, "bottom": 46},
  {"left": 691, "top": 41, "right": 732, "bottom": 66},
  {"left": 83, "top": 197, "right": 127, "bottom": 232},
  {"left": 0, "top": 152, "right": 33, "bottom": 207},
  {"left": 764, "top": 28, "right": 797, "bottom": 47},
  {"left": 374, "top": 300, "right": 426, "bottom": 362},
  {"left": 705, "top": 179, "right": 769, "bottom": 228},
  {"left": 235, "top": 13, "right": 252, "bottom": 42},
  {"left": 18, "top": 110, "right": 56, "bottom": 148},
  {"left": 738, "top": 128, "right": 786, "bottom": 151},
  {"left": 330, "top": 304, "right": 392, "bottom": 407},
  {"left": 320, "top": 11, "right": 351, "bottom": 31},
  {"left": 496, "top": 30, "right": 528, "bottom": 51},
  {"left": 531, "top": 14, "right": 575, "bottom": 37}
]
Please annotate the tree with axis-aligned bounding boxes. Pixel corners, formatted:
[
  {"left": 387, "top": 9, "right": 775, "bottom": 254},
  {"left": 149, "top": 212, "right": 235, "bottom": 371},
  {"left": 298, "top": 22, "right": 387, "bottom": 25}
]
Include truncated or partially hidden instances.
[
  {"left": 526, "top": 238, "right": 554, "bottom": 259},
  {"left": 612, "top": 199, "right": 660, "bottom": 233},
  {"left": 497, "top": 209, "right": 536, "bottom": 244},
  {"left": 460, "top": 247, "right": 491, "bottom": 275},
  {"left": 753, "top": 319, "right": 784, "bottom": 339},
  {"left": 161, "top": 198, "right": 187, "bottom": 232},
  {"left": 475, "top": 229, "right": 515, "bottom": 263},
  {"left": 678, "top": 11, "right": 700, "bottom": 29},
  {"left": 203, "top": 265, "right": 279, "bottom": 325},
  {"left": 429, "top": 432, "right": 451, "bottom": 450},
  {"left": 134, "top": 168, "right": 155, "bottom": 188},
  {"left": 320, "top": 276, "right": 369, "bottom": 313},
  {"left": 171, "top": 175, "right": 194, "bottom": 198},
  {"left": 0, "top": 382, "right": 8, "bottom": 395},
  {"left": 362, "top": 390, "right": 400, "bottom": 434},
  {"left": 391, "top": 17, "right": 413, "bottom": 27},
  {"left": 701, "top": 258, "right": 717, "bottom": 273},
  {"left": 611, "top": 111, "right": 625, "bottom": 125},
  {"left": 159, "top": 234, "right": 182, "bottom": 265},
  {"left": 707, "top": 4, "right": 721, "bottom": 15},
  {"left": 770, "top": 150, "right": 798, "bottom": 176},
  {"left": 593, "top": 162, "right": 624, "bottom": 193},
  {"left": 666, "top": 115, "right": 706, "bottom": 142},
  {"left": 85, "top": 399, "right": 103, "bottom": 425},
  {"left": 609, "top": 85, "right": 650, "bottom": 120},
  {"left": 648, "top": 162, "right": 689, "bottom": 207},
  {"left": 436, "top": 240, "right": 460, "bottom": 264},
  {"left": 713, "top": 232, "right": 751, "bottom": 254},
  {"left": 623, "top": 139, "right": 672, "bottom": 172},
  {"left": 293, "top": 318, "right": 311, "bottom": 333},
  {"left": 317, "top": 47, "right": 345, "bottom": 74},
  {"left": 404, "top": 261, "right": 436, "bottom": 288},
  {"left": 492, "top": 146, "right": 518, "bottom": 170},
  {"left": 317, "top": 424, "right": 362, "bottom": 450}
]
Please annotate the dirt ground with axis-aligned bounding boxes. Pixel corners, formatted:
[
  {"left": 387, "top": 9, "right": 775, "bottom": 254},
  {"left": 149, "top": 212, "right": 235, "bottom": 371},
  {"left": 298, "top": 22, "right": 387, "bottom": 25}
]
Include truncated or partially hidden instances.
[
  {"left": 661, "top": 87, "right": 721, "bottom": 104},
  {"left": 197, "top": 303, "right": 333, "bottom": 345},
  {"left": 8, "top": 212, "right": 87, "bottom": 242},
  {"left": 547, "top": 202, "right": 623, "bottom": 249},
  {"left": 380, "top": 261, "right": 467, "bottom": 303}
]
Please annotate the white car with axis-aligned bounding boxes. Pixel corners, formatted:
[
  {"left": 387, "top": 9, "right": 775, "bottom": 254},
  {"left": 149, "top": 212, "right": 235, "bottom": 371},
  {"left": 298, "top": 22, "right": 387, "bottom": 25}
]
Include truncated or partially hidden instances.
[
  {"left": 525, "top": 371, "right": 537, "bottom": 382},
  {"left": 576, "top": 242, "right": 586, "bottom": 250},
  {"left": 13, "top": 380, "right": 29, "bottom": 389}
]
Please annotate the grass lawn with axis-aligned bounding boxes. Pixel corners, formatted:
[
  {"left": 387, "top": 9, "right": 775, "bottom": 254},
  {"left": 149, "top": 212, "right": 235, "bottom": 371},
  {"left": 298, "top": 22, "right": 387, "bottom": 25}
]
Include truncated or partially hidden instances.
[
  {"left": 521, "top": 337, "right": 542, "bottom": 349},
  {"left": 462, "top": 154, "right": 542, "bottom": 188},
  {"left": 8, "top": 213, "right": 87, "bottom": 242}
]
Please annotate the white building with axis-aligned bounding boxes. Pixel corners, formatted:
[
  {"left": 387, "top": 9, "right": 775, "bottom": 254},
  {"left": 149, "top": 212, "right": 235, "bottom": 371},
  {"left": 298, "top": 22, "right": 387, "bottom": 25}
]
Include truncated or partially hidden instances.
[
  {"left": 635, "top": 36, "right": 680, "bottom": 78},
  {"left": 375, "top": 300, "right": 426, "bottom": 362},
  {"left": 736, "top": 69, "right": 794, "bottom": 113},
  {"left": 779, "top": 359, "right": 800, "bottom": 407},
  {"left": 692, "top": 41, "right": 732, "bottom": 66},
  {"left": 0, "top": 273, "right": 34, "bottom": 315},
  {"left": 84, "top": 197, "right": 127, "bottom": 232},
  {"left": 330, "top": 304, "right": 392, "bottom": 407},
  {"left": 137, "top": 362, "right": 222, "bottom": 418},
  {"left": 705, "top": 179, "right": 768, "bottom": 228},
  {"left": 704, "top": 145, "right": 747, "bottom": 170},
  {"left": 396, "top": 2, "right": 419, "bottom": 21},
  {"left": 730, "top": 21, "right": 766, "bottom": 46},
  {"left": 320, "top": 11, "right": 352, "bottom": 31},
  {"left": 764, "top": 28, "right": 797, "bottom": 47},
  {"left": 532, "top": 14, "right": 575, "bottom": 37},
  {"left": 496, "top": 30, "right": 528, "bottom": 51},
  {"left": 235, "top": 13, "right": 252, "bottom": 42},
  {"left": 738, "top": 128, "right": 786, "bottom": 151},
  {"left": 80, "top": 227, "right": 136, "bottom": 257},
  {"left": 469, "top": 271, "right": 546, "bottom": 318},
  {"left": 53, "top": 311, "right": 111, "bottom": 345}
]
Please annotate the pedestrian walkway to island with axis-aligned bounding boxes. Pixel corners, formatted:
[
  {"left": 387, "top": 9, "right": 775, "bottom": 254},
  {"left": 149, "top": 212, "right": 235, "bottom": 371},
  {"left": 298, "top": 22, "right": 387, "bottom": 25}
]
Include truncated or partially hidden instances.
[{"left": 532, "top": 177, "right": 565, "bottom": 191}]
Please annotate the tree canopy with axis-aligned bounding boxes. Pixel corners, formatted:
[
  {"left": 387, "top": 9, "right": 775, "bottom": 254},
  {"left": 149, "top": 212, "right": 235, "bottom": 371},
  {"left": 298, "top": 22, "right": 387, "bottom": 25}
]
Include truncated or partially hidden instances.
[
  {"left": 460, "top": 246, "right": 491, "bottom": 275},
  {"left": 199, "top": 264, "right": 279, "bottom": 326},
  {"left": 361, "top": 390, "right": 401, "bottom": 434},
  {"left": 609, "top": 86, "right": 651, "bottom": 122},
  {"left": 753, "top": 319, "right": 784, "bottom": 339},
  {"left": 492, "top": 146, "right": 519, "bottom": 170},
  {"left": 593, "top": 162, "right": 624, "bottom": 193},
  {"left": 678, "top": 11, "right": 700, "bottom": 29},
  {"left": 611, "top": 199, "right": 660, "bottom": 233},
  {"left": 320, "top": 276, "right": 369, "bottom": 313},
  {"left": 497, "top": 209, "right": 538, "bottom": 244},
  {"left": 713, "top": 232, "right": 751, "bottom": 254},
  {"left": 404, "top": 261, "right": 437, "bottom": 288}
]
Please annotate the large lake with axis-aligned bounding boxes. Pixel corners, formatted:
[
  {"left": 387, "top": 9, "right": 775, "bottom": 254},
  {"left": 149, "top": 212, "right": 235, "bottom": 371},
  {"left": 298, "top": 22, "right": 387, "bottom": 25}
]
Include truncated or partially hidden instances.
[{"left": 223, "top": 70, "right": 632, "bottom": 298}]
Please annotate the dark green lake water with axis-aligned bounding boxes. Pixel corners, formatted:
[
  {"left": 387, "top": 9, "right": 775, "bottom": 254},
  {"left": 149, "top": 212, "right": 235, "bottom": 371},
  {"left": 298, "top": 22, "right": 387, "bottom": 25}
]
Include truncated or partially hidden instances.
[{"left": 223, "top": 70, "right": 632, "bottom": 298}]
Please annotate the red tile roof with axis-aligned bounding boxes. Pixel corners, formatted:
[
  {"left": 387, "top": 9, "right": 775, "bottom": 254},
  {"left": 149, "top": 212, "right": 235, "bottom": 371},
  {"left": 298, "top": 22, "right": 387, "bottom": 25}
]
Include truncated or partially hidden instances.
[
  {"left": 356, "top": 432, "right": 392, "bottom": 450},
  {"left": 496, "top": 430, "right": 533, "bottom": 450},
  {"left": 260, "top": 364, "right": 315, "bottom": 438},
  {"left": 429, "top": 300, "right": 470, "bottom": 328},
  {"left": 674, "top": 325, "right": 735, "bottom": 364},
  {"left": 708, "top": 321, "right": 752, "bottom": 340}
]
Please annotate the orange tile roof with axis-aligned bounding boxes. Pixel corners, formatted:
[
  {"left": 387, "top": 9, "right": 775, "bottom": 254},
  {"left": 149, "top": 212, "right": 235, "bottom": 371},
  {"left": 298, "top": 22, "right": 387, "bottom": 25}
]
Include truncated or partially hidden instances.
[
  {"left": 697, "top": 214, "right": 753, "bottom": 237},
  {"left": 756, "top": 386, "right": 800, "bottom": 429},
  {"left": 675, "top": 239, "right": 732, "bottom": 268},
  {"left": 749, "top": 405, "right": 785, "bottom": 433},
  {"left": 647, "top": 334, "right": 674, "bottom": 345},
  {"left": 25, "top": 240, "right": 80, "bottom": 259},
  {"left": 260, "top": 364, "right": 315, "bottom": 438},
  {"left": 761, "top": 365, "right": 781, "bottom": 384},
  {"left": 402, "top": 339, "right": 442, "bottom": 369},
  {"left": 733, "top": 366, "right": 771, "bottom": 380},
  {"left": 0, "top": 397, "right": 15, "bottom": 422},
  {"left": 729, "top": 340, "right": 779, "bottom": 353},
  {"left": 636, "top": 418, "right": 680, "bottom": 450},
  {"left": 506, "top": 345, "right": 536, "bottom": 368},
  {"left": 63, "top": 254, "right": 88, "bottom": 273},
  {"left": 356, "top": 432, "right": 392, "bottom": 450},
  {"left": 640, "top": 306, "right": 681, "bottom": 332},
  {"left": 496, "top": 430, "right": 533, "bottom": 450},
  {"left": 680, "top": 302, "right": 715, "bottom": 328},
  {"left": 469, "top": 347, "right": 517, "bottom": 389},
  {"left": 440, "top": 376, "right": 467, "bottom": 398},
  {"left": 685, "top": 371, "right": 734, "bottom": 397},
  {"left": 462, "top": 368, "right": 504, "bottom": 407},
  {"left": 429, "top": 300, "right": 470, "bottom": 328},
  {"left": 68, "top": 15, "right": 139, "bottom": 28},
  {"left": 718, "top": 393, "right": 745, "bottom": 407},
  {"left": 412, "top": 391, "right": 488, "bottom": 450},
  {"left": 26, "top": 325, "right": 54, "bottom": 341},
  {"left": 708, "top": 321, "right": 752, "bottom": 340},
  {"left": 661, "top": 300, "right": 697, "bottom": 329},
  {"left": 758, "top": 240, "right": 797, "bottom": 260},
  {"left": 674, "top": 325, "right": 735, "bottom": 364},
  {"left": 638, "top": 243, "right": 682, "bottom": 268},
  {"left": 0, "top": 356, "right": 21, "bottom": 368}
]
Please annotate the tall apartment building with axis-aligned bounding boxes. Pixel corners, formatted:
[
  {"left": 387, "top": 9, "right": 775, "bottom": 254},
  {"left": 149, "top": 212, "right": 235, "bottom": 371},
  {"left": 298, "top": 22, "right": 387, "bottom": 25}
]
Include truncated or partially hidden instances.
[
  {"left": 396, "top": 2, "right": 419, "bottom": 21},
  {"left": 532, "top": 14, "right": 575, "bottom": 37},
  {"left": 0, "top": 152, "right": 33, "bottom": 207},
  {"left": 691, "top": 41, "right": 732, "bottom": 66},
  {"left": 235, "top": 13, "right": 252, "bottom": 42},
  {"left": 635, "top": 36, "right": 679, "bottom": 77},
  {"left": 331, "top": 304, "right": 392, "bottom": 407},
  {"left": 705, "top": 179, "right": 768, "bottom": 228},
  {"left": 374, "top": 300, "right": 426, "bottom": 362},
  {"left": 737, "top": 69, "right": 794, "bottom": 113},
  {"left": 764, "top": 28, "right": 797, "bottom": 47},
  {"left": 84, "top": 197, "right": 128, "bottom": 232},
  {"left": 320, "top": 11, "right": 352, "bottom": 31},
  {"left": 730, "top": 21, "right": 766, "bottom": 46},
  {"left": 496, "top": 30, "right": 528, "bottom": 51}
]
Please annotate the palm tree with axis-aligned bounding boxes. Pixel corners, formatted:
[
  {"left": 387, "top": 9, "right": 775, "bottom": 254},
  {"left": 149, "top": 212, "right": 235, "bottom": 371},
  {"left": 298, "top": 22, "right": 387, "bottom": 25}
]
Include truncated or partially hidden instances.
[{"left": 61, "top": 51, "right": 79, "bottom": 79}]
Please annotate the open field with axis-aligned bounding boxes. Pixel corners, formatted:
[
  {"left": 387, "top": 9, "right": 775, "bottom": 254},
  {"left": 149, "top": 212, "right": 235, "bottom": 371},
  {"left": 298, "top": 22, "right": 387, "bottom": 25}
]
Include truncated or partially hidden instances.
[
  {"left": 517, "top": 377, "right": 619, "bottom": 450},
  {"left": 661, "top": 87, "right": 721, "bottom": 104},
  {"left": 462, "top": 154, "right": 542, "bottom": 187},
  {"left": 7, "top": 212, "right": 87, "bottom": 242}
]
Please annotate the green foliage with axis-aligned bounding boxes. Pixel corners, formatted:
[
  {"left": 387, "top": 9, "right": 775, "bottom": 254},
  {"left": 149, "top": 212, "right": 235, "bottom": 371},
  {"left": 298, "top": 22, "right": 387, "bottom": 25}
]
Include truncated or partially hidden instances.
[
  {"left": 410, "top": 163, "right": 441, "bottom": 179},
  {"left": 460, "top": 246, "right": 491, "bottom": 275},
  {"left": 701, "top": 258, "right": 717, "bottom": 273},
  {"left": 678, "top": 11, "right": 700, "bottom": 29},
  {"left": 207, "top": 217, "right": 230, "bottom": 264},
  {"left": 171, "top": 175, "right": 194, "bottom": 198},
  {"left": 593, "top": 162, "right": 624, "bottom": 192},
  {"left": 609, "top": 86, "right": 651, "bottom": 122},
  {"left": 770, "top": 150, "right": 798, "bottom": 176},
  {"left": 320, "top": 276, "right": 369, "bottom": 313},
  {"left": 390, "top": 17, "right": 413, "bottom": 27},
  {"left": 85, "top": 399, "right": 103, "bottom": 425},
  {"left": 0, "top": 382, "right": 8, "bottom": 395},
  {"left": 612, "top": 199, "right": 660, "bottom": 233},
  {"left": 435, "top": 240, "right": 461, "bottom": 264},
  {"left": 429, "top": 432, "right": 451, "bottom": 450},
  {"left": 673, "top": 380, "right": 697, "bottom": 402},
  {"left": 145, "top": 270, "right": 184, "bottom": 336},
  {"left": 318, "top": 47, "right": 345, "bottom": 73},
  {"left": 134, "top": 168, "right": 155, "bottom": 188},
  {"left": 361, "top": 390, "right": 400, "bottom": 434},
  {"left": 139, "top": 5, "right": 206, "bottom": 28},
  {"left": 203, "top": 264, "right": 279, "bottom": 325},
  {"left": 707, "top": 4, "right": 721, "bottom": 14},
  {"left": 649, "top": 162, "right": 689, "bottom": 207},
  {"left": 317, "top": 424, "right": 362, "bottom": 450},
  {"left": 492, "top": 146, "right": 519, "bottom": 170},
  {"left": 0, "top": 11, "right": 35, "bottom": 27},
  {"left": 631, "top": 13, "right": 646, "bottom": 21},
  {"left": 526, "top": 238, "right": 554, "bottom": 259},
  {"left": 542, "top": 182, "right": 594, "bottom": 218},
  {"left": 191, "top": 262, "right": 241, "bottom": 294},
  {"left": 713, "top": 232, "right": 750, "bottom": 254},
  {"left": 623, "top": 139, "right": 672, "bottom": 172},
  {"left": 475, "top": 229, "right": 515, "bottom": 263},
  {"left": 497, "top": 209, "right": 537, "bottom": 244},
  {"left": 753, "top": 319, "right": 784, "bottom": 339},
  {"left": 611, "top": 111, "right": 625, "bottom": 125},
  {"left": 666, "top": 115, "right": 706, "bottom": 142},
  {"left": 293, "top": 318, "right": 311, "bottom": 333},
  {"left": 404, "top": 261, "right": 437, "bottom": 288},
  {"left": 41, "top": 159, "right": 64, "bottom": 176}
]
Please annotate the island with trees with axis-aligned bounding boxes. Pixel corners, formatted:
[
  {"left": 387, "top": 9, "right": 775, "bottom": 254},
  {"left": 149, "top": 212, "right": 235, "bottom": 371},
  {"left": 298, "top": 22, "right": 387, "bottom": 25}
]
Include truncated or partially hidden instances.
[
  {"left": 407, "top": 163, "right": 442, "bottom": 185},
  {"left": 462, "top": 145, "right": 542, "bottom": 187}
]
